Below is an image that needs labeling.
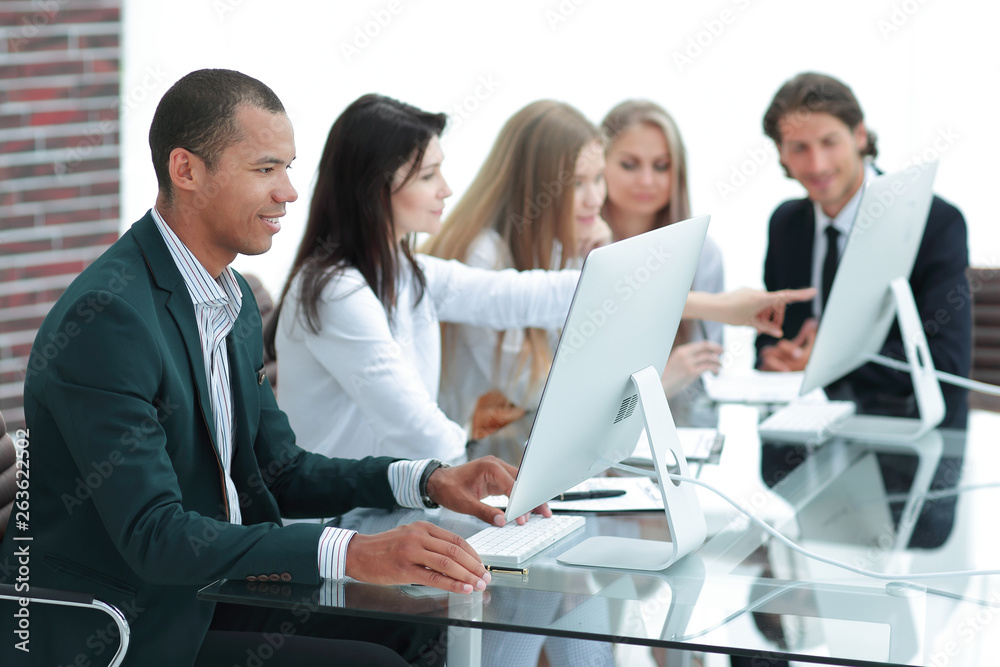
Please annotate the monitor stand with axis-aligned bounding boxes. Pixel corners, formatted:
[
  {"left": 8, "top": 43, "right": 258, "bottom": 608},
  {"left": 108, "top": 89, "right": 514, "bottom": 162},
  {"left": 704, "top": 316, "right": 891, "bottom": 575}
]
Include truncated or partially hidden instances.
[
  {"left": 832, "top": 277, "right": 946, "bottom": 444},
  {"left": 556, "top": 365, "right": 707, "bottom": 571}
]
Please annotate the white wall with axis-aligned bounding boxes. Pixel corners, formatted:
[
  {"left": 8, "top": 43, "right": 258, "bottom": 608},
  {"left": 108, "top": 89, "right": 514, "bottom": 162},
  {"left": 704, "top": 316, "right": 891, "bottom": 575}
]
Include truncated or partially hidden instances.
[{"left": 122, "top": 0, "right": 1000, "bottom": 304}]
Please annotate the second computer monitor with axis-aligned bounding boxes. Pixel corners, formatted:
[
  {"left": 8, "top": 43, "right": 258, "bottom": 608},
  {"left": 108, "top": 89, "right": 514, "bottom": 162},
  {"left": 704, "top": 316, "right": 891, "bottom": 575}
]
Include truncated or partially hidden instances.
[{"left": 800, "top": 160, "right": 945, "bottom": 437}]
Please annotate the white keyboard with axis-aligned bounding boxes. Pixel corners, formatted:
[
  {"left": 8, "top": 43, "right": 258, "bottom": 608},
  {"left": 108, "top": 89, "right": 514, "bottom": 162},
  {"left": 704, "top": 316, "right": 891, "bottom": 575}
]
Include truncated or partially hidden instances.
[
  {"left": 757, "top": 401, "right": 856, "bottom": 445},
  {"left": 466, "top": 515, "right": 585, "bottom": 567}
]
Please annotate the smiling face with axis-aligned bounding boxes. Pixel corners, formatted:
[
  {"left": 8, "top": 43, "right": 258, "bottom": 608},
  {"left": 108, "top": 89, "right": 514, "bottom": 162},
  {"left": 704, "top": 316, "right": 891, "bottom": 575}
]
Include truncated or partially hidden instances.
[
  {"left": 390, "top": 135, "right": 452, "bottom": 243},
  {"left": 604, "top": 122, "right": 672, "bottom": 222},
  {"left": 572, "top": 139, "right": 607, "bottom": 238},
  {"left": 777, "top": 111, "right": 868, "bottom": 218},
  {"left": 175, "top": 105, "right": 298, "bottom": 276}
]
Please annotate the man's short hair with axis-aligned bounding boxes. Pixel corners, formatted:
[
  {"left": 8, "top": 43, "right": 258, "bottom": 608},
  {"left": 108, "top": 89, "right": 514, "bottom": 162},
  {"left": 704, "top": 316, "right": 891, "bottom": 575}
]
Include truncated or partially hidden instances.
[
  {"left": 149, "top": 69, "right": 285, "bottom": 203},
  {"left": 763, "top": 72, "right": 878, "bottom": 159}
]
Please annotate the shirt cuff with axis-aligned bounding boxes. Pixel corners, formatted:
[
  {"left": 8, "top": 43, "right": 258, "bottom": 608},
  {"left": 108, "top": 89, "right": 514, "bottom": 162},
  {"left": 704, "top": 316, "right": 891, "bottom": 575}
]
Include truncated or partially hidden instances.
[
  {"left": 388, "top": 459, "right": 435, "bottom": 509},
  {"left": 317, "top": 527, "right": 356, "bottom": 580}
]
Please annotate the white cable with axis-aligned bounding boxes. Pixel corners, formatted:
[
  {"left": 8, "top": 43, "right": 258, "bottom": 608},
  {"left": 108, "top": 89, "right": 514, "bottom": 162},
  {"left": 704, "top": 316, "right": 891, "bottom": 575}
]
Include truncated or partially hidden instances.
[
  {"left": 611, "top": 461, "right": 1000, "bottom": 642},
  {"left": 866, "top": 353, "right": 1000, "bottom": 396},
  {"left": 883, "top": 482, "right": 1000, "bottom": 504},
  {"left": 659, "top": 470, "right": 1000, "bottom": 581}
]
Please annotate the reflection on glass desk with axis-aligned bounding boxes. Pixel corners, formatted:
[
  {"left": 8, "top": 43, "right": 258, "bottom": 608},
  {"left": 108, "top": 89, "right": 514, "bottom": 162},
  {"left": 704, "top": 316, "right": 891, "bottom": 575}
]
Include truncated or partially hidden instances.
[{"left": 199, "top": 406, "right": 1000, "bottom": 666}]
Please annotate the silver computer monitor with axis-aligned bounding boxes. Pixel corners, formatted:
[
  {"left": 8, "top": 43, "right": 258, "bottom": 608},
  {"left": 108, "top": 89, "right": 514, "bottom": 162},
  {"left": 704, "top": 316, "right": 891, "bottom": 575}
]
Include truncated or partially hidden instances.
[
  {"left": 504, "top": 215, "right": 710, "bottom": 571},
  {"left": 800, "top": 160, "right": 945, "bottom": 441}
]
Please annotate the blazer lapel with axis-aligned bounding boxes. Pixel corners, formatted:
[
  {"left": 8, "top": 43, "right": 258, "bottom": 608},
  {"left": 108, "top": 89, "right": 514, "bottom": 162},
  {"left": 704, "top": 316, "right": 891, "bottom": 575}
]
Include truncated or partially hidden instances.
[
  {"left": 131, "top": 213, "right": 220, "bottom": 456},
  {"left": 165, "top": 293, "right": 220, "bottom": 455},
  {"left": 792, "top": 202, "right": 817, "bottom": 288},
  {"left": 226, "top": 321, "right": 258, "bottom": 463}
]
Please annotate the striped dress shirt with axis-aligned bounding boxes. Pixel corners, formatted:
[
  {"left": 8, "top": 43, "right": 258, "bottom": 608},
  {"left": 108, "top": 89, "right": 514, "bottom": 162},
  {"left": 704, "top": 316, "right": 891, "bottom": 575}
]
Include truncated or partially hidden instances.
[{"left": 151, "top": 209, "right": 434, "bottom": 579}]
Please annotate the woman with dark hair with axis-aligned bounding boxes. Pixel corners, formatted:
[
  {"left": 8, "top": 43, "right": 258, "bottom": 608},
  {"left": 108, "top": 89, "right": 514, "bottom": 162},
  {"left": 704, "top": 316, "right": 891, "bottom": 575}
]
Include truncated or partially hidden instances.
[
  {"left": 268, "top": 93, "right": 812, "bottom": 466},
  {"left": 267, "top": 94, "right": 579, "bottom": 464}
]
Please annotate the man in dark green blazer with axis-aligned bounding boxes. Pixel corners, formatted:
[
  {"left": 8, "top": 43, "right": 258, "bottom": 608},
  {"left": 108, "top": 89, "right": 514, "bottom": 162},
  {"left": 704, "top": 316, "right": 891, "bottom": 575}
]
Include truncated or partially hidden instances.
[{"left": 0, "top": 69, "right": 538, "bottom": 666}]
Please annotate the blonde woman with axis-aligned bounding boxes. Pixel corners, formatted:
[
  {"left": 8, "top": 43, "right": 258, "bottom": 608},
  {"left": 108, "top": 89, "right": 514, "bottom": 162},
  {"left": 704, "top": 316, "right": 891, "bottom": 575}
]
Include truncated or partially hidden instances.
[
  {"left": 602, "top": 99, "right": 725, "bottom": 399},
  {"left": 427, "top": 100, "right": 811, "bottom": 434},
  {"left": 425, "top": 100, "right": 607, "bottom": 434}
]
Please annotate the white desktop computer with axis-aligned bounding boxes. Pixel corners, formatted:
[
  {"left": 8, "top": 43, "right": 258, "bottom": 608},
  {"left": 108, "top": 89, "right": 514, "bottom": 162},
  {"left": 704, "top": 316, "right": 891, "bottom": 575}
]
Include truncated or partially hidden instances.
[
  {"left": 504, "top": 215, "right": 711, "bottom": 571},
  {"left": 759, "top": 160, "right": 946, "bottom": 445}
]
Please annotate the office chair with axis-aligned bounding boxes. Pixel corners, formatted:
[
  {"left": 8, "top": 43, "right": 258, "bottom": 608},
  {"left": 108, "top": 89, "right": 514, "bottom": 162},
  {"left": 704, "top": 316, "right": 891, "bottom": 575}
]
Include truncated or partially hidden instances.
[
  {"left": 969, "top": 267, "right": 1000, "bottom": 411},
  {"left": 0, "top": 410, "right": 131, "bottom": 667}
]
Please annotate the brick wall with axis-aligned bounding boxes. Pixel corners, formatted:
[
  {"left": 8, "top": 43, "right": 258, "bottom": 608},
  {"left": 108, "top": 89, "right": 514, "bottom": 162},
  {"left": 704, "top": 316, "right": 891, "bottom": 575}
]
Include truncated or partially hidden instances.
[{"left": 0, "top": 0, "right": 122, "bottom": 431}]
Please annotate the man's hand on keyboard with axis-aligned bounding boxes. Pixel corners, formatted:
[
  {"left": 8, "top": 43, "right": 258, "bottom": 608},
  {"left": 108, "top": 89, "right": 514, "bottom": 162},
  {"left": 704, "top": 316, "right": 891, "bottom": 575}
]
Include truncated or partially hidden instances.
[
  {"left": 426, "top": 455, "right": 553, "bottom": 527},
  {"left": 345, "top": 521, "right": 491, "bottom": 594},
  {"left": 343, "top": 456, "right": 551, "bottom": 594}
]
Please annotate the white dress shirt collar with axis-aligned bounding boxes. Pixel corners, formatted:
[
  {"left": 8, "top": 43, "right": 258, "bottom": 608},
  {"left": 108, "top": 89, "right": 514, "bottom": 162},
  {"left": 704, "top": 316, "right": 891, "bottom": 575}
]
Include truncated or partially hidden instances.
[
  {"left": 149, "top": 207, "right": 243, "bottom": 317},
  {"left": 813, "top": 161, "right": 879, "bottom": 240}
]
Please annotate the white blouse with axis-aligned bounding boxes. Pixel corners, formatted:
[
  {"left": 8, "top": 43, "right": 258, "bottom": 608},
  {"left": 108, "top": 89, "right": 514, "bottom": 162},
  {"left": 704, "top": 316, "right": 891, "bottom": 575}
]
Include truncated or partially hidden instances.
[
  {"left": 438, "top": 230, "right": 725, "bottom": 428},
  {"left": 275, "top": 253, "right": 579, "bottom": 464}
]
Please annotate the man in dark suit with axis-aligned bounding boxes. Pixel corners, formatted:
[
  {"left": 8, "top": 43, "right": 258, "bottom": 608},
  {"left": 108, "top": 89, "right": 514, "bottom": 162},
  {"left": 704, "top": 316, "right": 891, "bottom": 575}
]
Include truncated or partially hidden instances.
[
  {"left": 0, "top": 69, "right": 541, "bottom": 666},
  {"left": 744, "top": 69, "right": 972, "bottom": 667},
  {"left": 755, "top": 72, "right": 971, "bottom": 428}
]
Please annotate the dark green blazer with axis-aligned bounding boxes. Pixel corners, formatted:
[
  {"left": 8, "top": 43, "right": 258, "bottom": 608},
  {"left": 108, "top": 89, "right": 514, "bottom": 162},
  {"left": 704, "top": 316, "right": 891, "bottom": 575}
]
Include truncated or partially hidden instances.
[{"left": 0, "top": 213, "right": 399, "bottom": 666}]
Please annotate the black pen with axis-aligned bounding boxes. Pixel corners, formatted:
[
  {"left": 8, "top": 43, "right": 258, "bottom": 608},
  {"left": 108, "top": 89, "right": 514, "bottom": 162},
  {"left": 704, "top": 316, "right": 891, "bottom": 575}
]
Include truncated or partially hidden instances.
[{"left": 552, "top": 489, "right": 626, "bottom": 502}]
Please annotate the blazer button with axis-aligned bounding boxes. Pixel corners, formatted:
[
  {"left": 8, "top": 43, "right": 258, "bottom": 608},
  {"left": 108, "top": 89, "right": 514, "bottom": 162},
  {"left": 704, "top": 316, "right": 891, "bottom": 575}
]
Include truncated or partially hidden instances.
[
  {"left": 268, "top": 574, "right": 281, "bottom": 582},
  {"left": 245, "top": 576, "right": 256, "bottom": 582},
  {"left": 280, "top": 573, "right": 292, "bottom": 582},
  {"left": 256, "top": 575, "right": 269, "bottom": 582}
]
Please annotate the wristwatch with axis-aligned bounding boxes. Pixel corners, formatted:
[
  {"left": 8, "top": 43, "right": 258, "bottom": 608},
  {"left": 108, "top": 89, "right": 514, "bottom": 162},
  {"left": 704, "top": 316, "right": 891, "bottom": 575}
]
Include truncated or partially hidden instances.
[{"left": 419, "top": 460, "right": 449, "bottom": 509}]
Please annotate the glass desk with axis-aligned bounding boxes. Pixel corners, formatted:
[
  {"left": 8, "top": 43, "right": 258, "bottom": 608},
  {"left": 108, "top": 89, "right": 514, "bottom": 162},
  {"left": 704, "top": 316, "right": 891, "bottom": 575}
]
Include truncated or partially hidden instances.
[{"left": 199, "top": 406, "right": 1000, "bottom": 666}]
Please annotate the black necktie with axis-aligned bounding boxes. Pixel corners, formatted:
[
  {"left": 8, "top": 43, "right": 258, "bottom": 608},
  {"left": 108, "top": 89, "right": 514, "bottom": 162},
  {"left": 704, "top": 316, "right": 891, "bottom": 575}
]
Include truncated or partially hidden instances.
[{"left": 821, "top": 225, "right": 840, "bottom": 313}]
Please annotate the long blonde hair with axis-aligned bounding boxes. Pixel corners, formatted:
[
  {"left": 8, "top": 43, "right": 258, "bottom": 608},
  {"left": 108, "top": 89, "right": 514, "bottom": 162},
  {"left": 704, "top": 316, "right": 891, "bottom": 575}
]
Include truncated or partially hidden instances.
[
  {"left": 425, "top": 100, "right": 601, "bottom": 392},
  {"left": 601, "top": 100, "right": 697, "bottom": 346},
  {"left": 600, "top": 99, "right": 691, "bottom": 228}
]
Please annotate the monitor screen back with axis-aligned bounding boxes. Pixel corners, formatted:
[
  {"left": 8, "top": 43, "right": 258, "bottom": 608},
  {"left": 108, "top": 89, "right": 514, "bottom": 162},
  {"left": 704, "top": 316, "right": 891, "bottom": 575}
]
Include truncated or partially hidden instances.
[
  {"left": 800, "top": 162, "right": 937, "bottom": 395},
  {"left": 505, "top": 215, "right": 709, "bottom": 520}
]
